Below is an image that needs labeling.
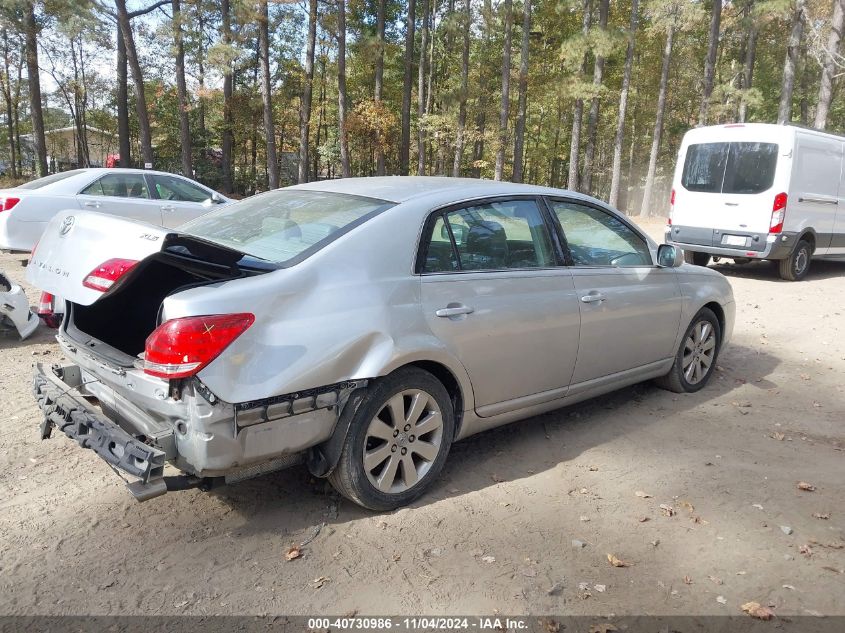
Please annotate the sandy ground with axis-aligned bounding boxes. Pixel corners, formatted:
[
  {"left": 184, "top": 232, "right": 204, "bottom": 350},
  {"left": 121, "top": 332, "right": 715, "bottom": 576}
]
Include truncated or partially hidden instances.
[{"left": 0, "top": 218, "right": 843, "bottom": 619}]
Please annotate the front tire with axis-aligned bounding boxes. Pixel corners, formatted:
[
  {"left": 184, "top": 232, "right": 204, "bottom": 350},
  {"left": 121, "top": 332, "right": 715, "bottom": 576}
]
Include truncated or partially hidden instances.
[
  {"left": 778, "top": 239, "right": 812, "bottom": 281},
  {"left": 655, "top": 308, "right": 721, "bottom": 394},
  {"left": 684, "top": 251, "right": 711, "bottom": 267},
  {"left": 328, "top": 367, "right": 454, "bottom": 511}
]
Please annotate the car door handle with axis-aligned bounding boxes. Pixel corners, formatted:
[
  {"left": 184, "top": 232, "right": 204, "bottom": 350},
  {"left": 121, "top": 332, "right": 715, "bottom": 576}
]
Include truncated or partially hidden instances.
[
  {"left": 160, "top": 204, "right": 176, "bottom": 212},
  {"left": 580, "top": 292, "right": 606, "bottom": 304},
  {"left": 435, "top": 305, "right": 474, "bottom": 317},
  {"left": 83, "top": 201, "right": 101, "bottom": 208},
  {"left": 798, "top": 196, "right": 838, "bottom": 205}
]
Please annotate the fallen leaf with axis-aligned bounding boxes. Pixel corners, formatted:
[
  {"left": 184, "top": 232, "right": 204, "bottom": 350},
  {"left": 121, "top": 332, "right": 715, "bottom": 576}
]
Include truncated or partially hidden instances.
[
  {"left": 800, "top": 373, "right": 810, "bottom": 381},
  {"left": 589, "top": 465, "right": 599, "bottom": 471},
  {"left": 638, "top": 516, "right": 650, "bottom": 523},
  {"left": 799, "top": 544, "right": 813, "bottom": 557},
  {"left": 481, "top": 555, "right": 496, "bottom": 563},
  {"left": 717, "top": 596, "right": 727, "bottom": 605},
  {"left": 580, "top": 487, "right": 589, "bottom": 494},
  {"left": 752, "top": 503, "right": 764, "bottom": 510},
  {"left": 708, "top": 575, "right": 723, "bottom": 585},
  {"left": 392, "top": 553, "right": 401, "bottom": 562},
  {"left": 594, "top": 584, "right": 606, "bottom": 593},
  {"left": 770, "top": 432, "right": 785, "bottom": 441},
  {"left": 635, "top": 490, "right": 652, "bottom": 498},
  {"left": 312, "top": 576, "right": 330, "bottom": 588},
  {"left": 741, "top": 601, "right": 774, "bottom": 620},
  {"left": 285, "top": 545, "right": 302, "bottom": 561},
  {"left": 683, "top": 575, "right": 693, "bottom": 585},
  {"left": 659, "top": 504, "right": 676, "bottom": 517},
  {"left": 821, "top": 566, "right": 844, "bottom": 574},
  {"left": 680, "top": 500, "right": 695, "bottom": 513},
  {"left": 543, "top": 620, "right": 561, "bottom": 633},
  {"left": 650, "top": 539, "right": 660, "bottom": 547},
  {"left": 580, "top": 515, "right": 590, "bottom": 522},
  {"left": 798, "top": 481, "right": 816, "bottom": 492},
  {"left": 812, "top": 512, "right": 830, "bottom": 520},
  {"left": 782, "top": 584, "right": 795, "bottom": 591},
  {"left": 607, "top": 553, "right": 632, "bottom": 568}
]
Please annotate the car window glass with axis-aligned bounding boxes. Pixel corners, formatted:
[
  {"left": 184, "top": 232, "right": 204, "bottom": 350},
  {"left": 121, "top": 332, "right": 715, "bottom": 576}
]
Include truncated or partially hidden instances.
[
  {"left": 436, "top": 200, "right": 554, "bottom": 271},
  {"left": 152, "top": 175, "right": 212, "bottom": 203},
  {"left": 82, "top": 174, "right": 149, "bottom": 199},
  {"left": 682, "top": 142, "right": 778, "bottom": 194},
  {"left": 423, "top": 216, "right": 459, "bottom": 273},
  {"left": 551, "top": 201, "right": 652, "bottom": 267},
  {"left": 17, "top": 169, "right": 85, "bottom": 190}
]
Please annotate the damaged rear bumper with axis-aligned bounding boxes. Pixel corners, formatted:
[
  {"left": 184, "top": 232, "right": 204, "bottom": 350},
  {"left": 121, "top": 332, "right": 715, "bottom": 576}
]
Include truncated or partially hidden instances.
[{"left": 33, "top": 363, "right": 169, "bottom": 499}]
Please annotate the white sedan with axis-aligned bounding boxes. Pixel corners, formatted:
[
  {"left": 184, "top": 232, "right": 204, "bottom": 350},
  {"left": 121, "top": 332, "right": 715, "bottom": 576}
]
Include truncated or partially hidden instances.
[{"left": 0, "top": 168, "right": 231, "bottom": 252}]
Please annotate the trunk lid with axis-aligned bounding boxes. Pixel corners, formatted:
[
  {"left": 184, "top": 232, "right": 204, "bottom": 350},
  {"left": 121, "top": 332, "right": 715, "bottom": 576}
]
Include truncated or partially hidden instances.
[{"left": 26, "top": 210, "right": 170, "bottom": 305}]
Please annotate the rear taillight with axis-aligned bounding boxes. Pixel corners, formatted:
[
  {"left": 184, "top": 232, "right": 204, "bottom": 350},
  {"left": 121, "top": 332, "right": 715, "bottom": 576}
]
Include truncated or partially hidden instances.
[
  {"left": 770, "top": 192, "right": 788, "bottom": 234},
  {"left": 143, "top": 313, "right": 255, "bottom": 379},
  {"left": 0, "top": 197, "right": 20, "bottom": 212},
  {"left": 82, "top": 258, "right": 139, "bottom": 291},
  {"left": 668, "top": 188, "right": 675, "bottom": 225},
  {"left": 38, "top": 292, "right": 54, "bottom": 316}
]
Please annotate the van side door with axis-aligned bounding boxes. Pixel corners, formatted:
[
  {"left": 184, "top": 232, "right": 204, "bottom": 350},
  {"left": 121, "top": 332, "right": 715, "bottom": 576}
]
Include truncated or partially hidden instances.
[{"left": 791, "top": 132, "right": 842, "bottom": 254}]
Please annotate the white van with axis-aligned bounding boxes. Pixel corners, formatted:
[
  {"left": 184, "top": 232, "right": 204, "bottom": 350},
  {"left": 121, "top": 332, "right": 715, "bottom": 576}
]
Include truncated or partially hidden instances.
[{"left": 666, "top": 123, "right": 845, "bottom": 280}]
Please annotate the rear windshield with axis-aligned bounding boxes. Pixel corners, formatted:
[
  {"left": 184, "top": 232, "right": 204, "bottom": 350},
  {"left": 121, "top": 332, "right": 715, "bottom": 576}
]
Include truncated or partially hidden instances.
[
  {"left": 180, "top": 189, "right": 393, "bottom": 265},
  {"left": 681, "top": 142, "right": 779, "bottom": 194},
  {"left": 16, "top": 169, "right": 85, "bottom": 190}
]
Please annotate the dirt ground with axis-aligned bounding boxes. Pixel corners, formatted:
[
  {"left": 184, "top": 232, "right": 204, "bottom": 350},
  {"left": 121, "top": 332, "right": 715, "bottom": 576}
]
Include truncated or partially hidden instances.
[{"left": 0, "top": 218, "right": 843, "bottom": 618}]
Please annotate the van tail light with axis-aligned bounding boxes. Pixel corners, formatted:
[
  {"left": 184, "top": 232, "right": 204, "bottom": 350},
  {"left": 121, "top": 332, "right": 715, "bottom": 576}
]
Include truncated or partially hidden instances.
[
  {"left": 143, "top": 313, "right": 255, "bottom": 379},
  {"left": 0, "top": 197, "right": 20, "bottom": 211},
  {"left": 82, "top": 258, "right": 139, "bottom": 291},
  {"left": 770, "top": 192, "right": 788, "bottom": 234},
  {"left": 668, "top": 189, "right": 675, "bottom": 225}
]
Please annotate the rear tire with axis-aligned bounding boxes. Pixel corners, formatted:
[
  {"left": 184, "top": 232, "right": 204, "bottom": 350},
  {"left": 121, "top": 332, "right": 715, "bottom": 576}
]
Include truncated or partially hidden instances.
[
  {"left": 328, "top": 367, "right": 454, "bottom": 511},
  {"left": 655, "top": 308, "right": 721, "bottom": 394},
  {"left": 684, "top": 251, "right": 711, "bottom": 267},
  {"left": 777, "top": 239, "right": 812, "bottom": 281}
]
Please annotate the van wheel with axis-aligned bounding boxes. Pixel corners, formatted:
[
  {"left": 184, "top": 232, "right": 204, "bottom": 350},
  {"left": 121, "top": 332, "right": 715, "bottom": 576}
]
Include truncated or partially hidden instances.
[
  {"left": 684, "top": 251, "right": 710, "bottom": 267},
  {"left": 655, "top": 307, "right": 721, "bottom": 394},
  {"left": 778, "top": 239, "right": 812, "bottom": 281},
  {"left": 328, "top": 367, "right": 454, "bottom": 511}
]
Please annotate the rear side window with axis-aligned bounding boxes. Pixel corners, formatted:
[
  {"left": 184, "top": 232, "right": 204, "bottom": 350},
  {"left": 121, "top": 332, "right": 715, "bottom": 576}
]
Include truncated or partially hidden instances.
[
  {"left": 82, "top": 174, "right": 150, "bottom": 198},
  {"left": 17, "top": 169, "right": 85, "bottom": 190},
  {"left": 421, "top": 199, "right": 555, "bottom": 272},
  {"left": 682, "top": 142, "right": 778, "bottom": 194}
]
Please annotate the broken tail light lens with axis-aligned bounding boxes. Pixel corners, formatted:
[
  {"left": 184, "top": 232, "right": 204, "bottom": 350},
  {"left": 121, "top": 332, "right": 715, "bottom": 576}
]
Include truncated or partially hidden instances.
[
  {"left": 82, "top": 258, "right": 139, "bottom": 291},
  {"left": 770, "top": 192, "right": 787, "bottom": 234},
  {"left": 143, "top": 313, "right": 255, "bottom": 379},
  {"left": 0, "top": 197, "right": 20, "bottom": 212}
]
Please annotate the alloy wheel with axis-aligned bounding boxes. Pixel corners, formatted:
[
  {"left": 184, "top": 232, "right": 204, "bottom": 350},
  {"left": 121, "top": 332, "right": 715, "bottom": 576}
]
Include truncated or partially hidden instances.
[
  {"left": 363, "top": 389, "right": 444, "bottom": 494},
  {"left": 682, "top": 320, "right": 717, "bottom": 385}
]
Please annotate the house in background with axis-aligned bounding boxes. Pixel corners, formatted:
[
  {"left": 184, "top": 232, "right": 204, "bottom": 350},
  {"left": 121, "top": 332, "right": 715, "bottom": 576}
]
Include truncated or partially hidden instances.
[{"left": 20, "top": 126, "right": 118, "bottom": 173}]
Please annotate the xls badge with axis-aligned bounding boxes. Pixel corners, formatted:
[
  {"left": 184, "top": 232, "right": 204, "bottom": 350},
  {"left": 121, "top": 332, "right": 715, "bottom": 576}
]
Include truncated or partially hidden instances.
[{"left": 59, "top": 215, "right": 75, "bottom": 236}]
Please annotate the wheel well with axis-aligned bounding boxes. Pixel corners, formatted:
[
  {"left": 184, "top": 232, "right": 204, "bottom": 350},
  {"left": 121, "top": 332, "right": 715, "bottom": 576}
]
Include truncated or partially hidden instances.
[
  {"left": 703, "top": 301, "right": 725, "bottom": 337},
  {"left": 407, "top": 360, "right": 464, "bottom": 439},
  {"left": 798, "top": 231, "right": 816, "bottom": 251}
]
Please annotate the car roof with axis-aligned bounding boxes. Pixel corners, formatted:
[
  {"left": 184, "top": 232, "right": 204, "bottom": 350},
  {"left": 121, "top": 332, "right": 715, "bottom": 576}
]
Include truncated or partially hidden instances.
[
  {"left": 72, "top": 167, "right": 194, "bottom": 178},
  {"left": 287, "top": 176, "right": 596, "bottom": 205}
]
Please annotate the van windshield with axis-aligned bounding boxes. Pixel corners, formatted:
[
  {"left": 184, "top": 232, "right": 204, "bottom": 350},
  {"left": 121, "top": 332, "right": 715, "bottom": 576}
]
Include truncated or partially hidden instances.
[{"left": 682, "top": 142, "right": 778, "bottom": 194}]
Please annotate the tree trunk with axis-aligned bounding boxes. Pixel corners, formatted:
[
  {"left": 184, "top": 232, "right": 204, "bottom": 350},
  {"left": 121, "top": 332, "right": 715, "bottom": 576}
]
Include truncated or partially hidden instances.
[
  {"left": 314, "top": 51, "right": 326, "bottom": 178},
  {"left": 814, "top": 0, "right": 845, "bottom": 129},
  {"left": 494, "top": 0, "right": 513, "bottom": 181},
  {"left": 511, "top": 0, "right": 531, "bottom": 183},
  {"left": 567, "top": 0, "right": 591, "bottom": 191},
  {"left": 471, "top": 0, "right": 493, "bottom": 178},
  {"left": 777, "top": 0, "right": 805, "bottom": 125},
  {"left": 220, "top": 0, "right": 234, "bottom": 191},
  {"left": 374, "top": 0, "right": 386, "bottom": 174},
  {"left": 416, "top": 0, "right": 430, "bottom": 176},
  {"left": 116, "top": 22, "right": 131, "bottom": 167},
  {"left": 582, "top": 0, "right": 609, "bottom": 194},
  {"left": 2, "top": 30, "right": 18, "bottom": 179},
  {"left": 738, "top": 15, "right": 758, "bottom": 123},
  {"left": 698, "top": 0, "right": 722, "bottom": 125},
  {"left": 640, "top": 24, "right": 674, "bottom": 218},
  {"left": 24, "top": 1, "right": 47, "bottom": 176},
  {"left": 298, "top": 0, "right": 317, "bottom": 183},
  {"left": 172, "top": 0, "right": 192, "bottom": 176},
  {"left": 196, "top": 4, "right": 206, "bottom": 142},
  {"left": 608, "top": 0, "right": 638, "bottom": 209},
  {"left": 399, "top": 0, "right": 417, "bottom": 175},
  {"left": 257, "top": 0, "right": 278, "bottom": 188},
  {"left": 337, "top": 0, "right": 351, "bottom": 178},
  {"left": 452, "top": 0, "right": 471, "bottom": 177},
  {"left": 116, "top": 0, "right": 154, "bottom": 169}
]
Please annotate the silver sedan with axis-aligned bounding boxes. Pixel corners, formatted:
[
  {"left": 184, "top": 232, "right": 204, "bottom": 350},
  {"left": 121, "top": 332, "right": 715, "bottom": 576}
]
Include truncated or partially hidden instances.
[{"left": 29, "top": 177, "right": 735, "bottom": 510}]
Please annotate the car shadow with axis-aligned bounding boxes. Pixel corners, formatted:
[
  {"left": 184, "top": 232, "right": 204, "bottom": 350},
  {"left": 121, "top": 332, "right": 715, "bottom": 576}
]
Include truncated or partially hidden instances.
[
  {"left": 214, "top": 341, "right": 779, "bottom": 534},
  {"left": 710, "top": 258, "right": 845, "bottom": 282}
]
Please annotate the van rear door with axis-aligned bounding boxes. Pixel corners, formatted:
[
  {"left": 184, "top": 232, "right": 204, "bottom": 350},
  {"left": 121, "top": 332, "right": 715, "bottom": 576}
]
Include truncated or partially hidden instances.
[{"left": 673, "top": 141, "right": 781, "bottom": 247}]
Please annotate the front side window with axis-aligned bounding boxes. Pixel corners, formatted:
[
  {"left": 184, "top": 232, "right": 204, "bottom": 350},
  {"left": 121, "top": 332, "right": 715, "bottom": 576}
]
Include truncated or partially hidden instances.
[
  {"left": 551, "top": 200, "right": 652, "bottom": 267},
  {"left": 151, "top": 174, "right": 212, "bottom": 203},
  {"left": 422, "top": 199, "right": 555, "bottom": 273},
  {"left": 181, "top": 189, "right": 392, "bottom": 264},
  {"left": 82, "top": 174, "right": 149, "bottom": 199},
  {"left": 682, "top": 142, "right": 778, "bottom": 194}
]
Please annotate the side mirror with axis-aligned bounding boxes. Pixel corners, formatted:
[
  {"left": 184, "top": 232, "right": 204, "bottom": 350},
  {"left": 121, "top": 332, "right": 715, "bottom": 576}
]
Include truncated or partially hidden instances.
[
  {"left": 657, "top": 244, "right": 684, "bottom": 268},
  {"left": 211, "top": 192, "right": 226, "bottom": 204}
]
